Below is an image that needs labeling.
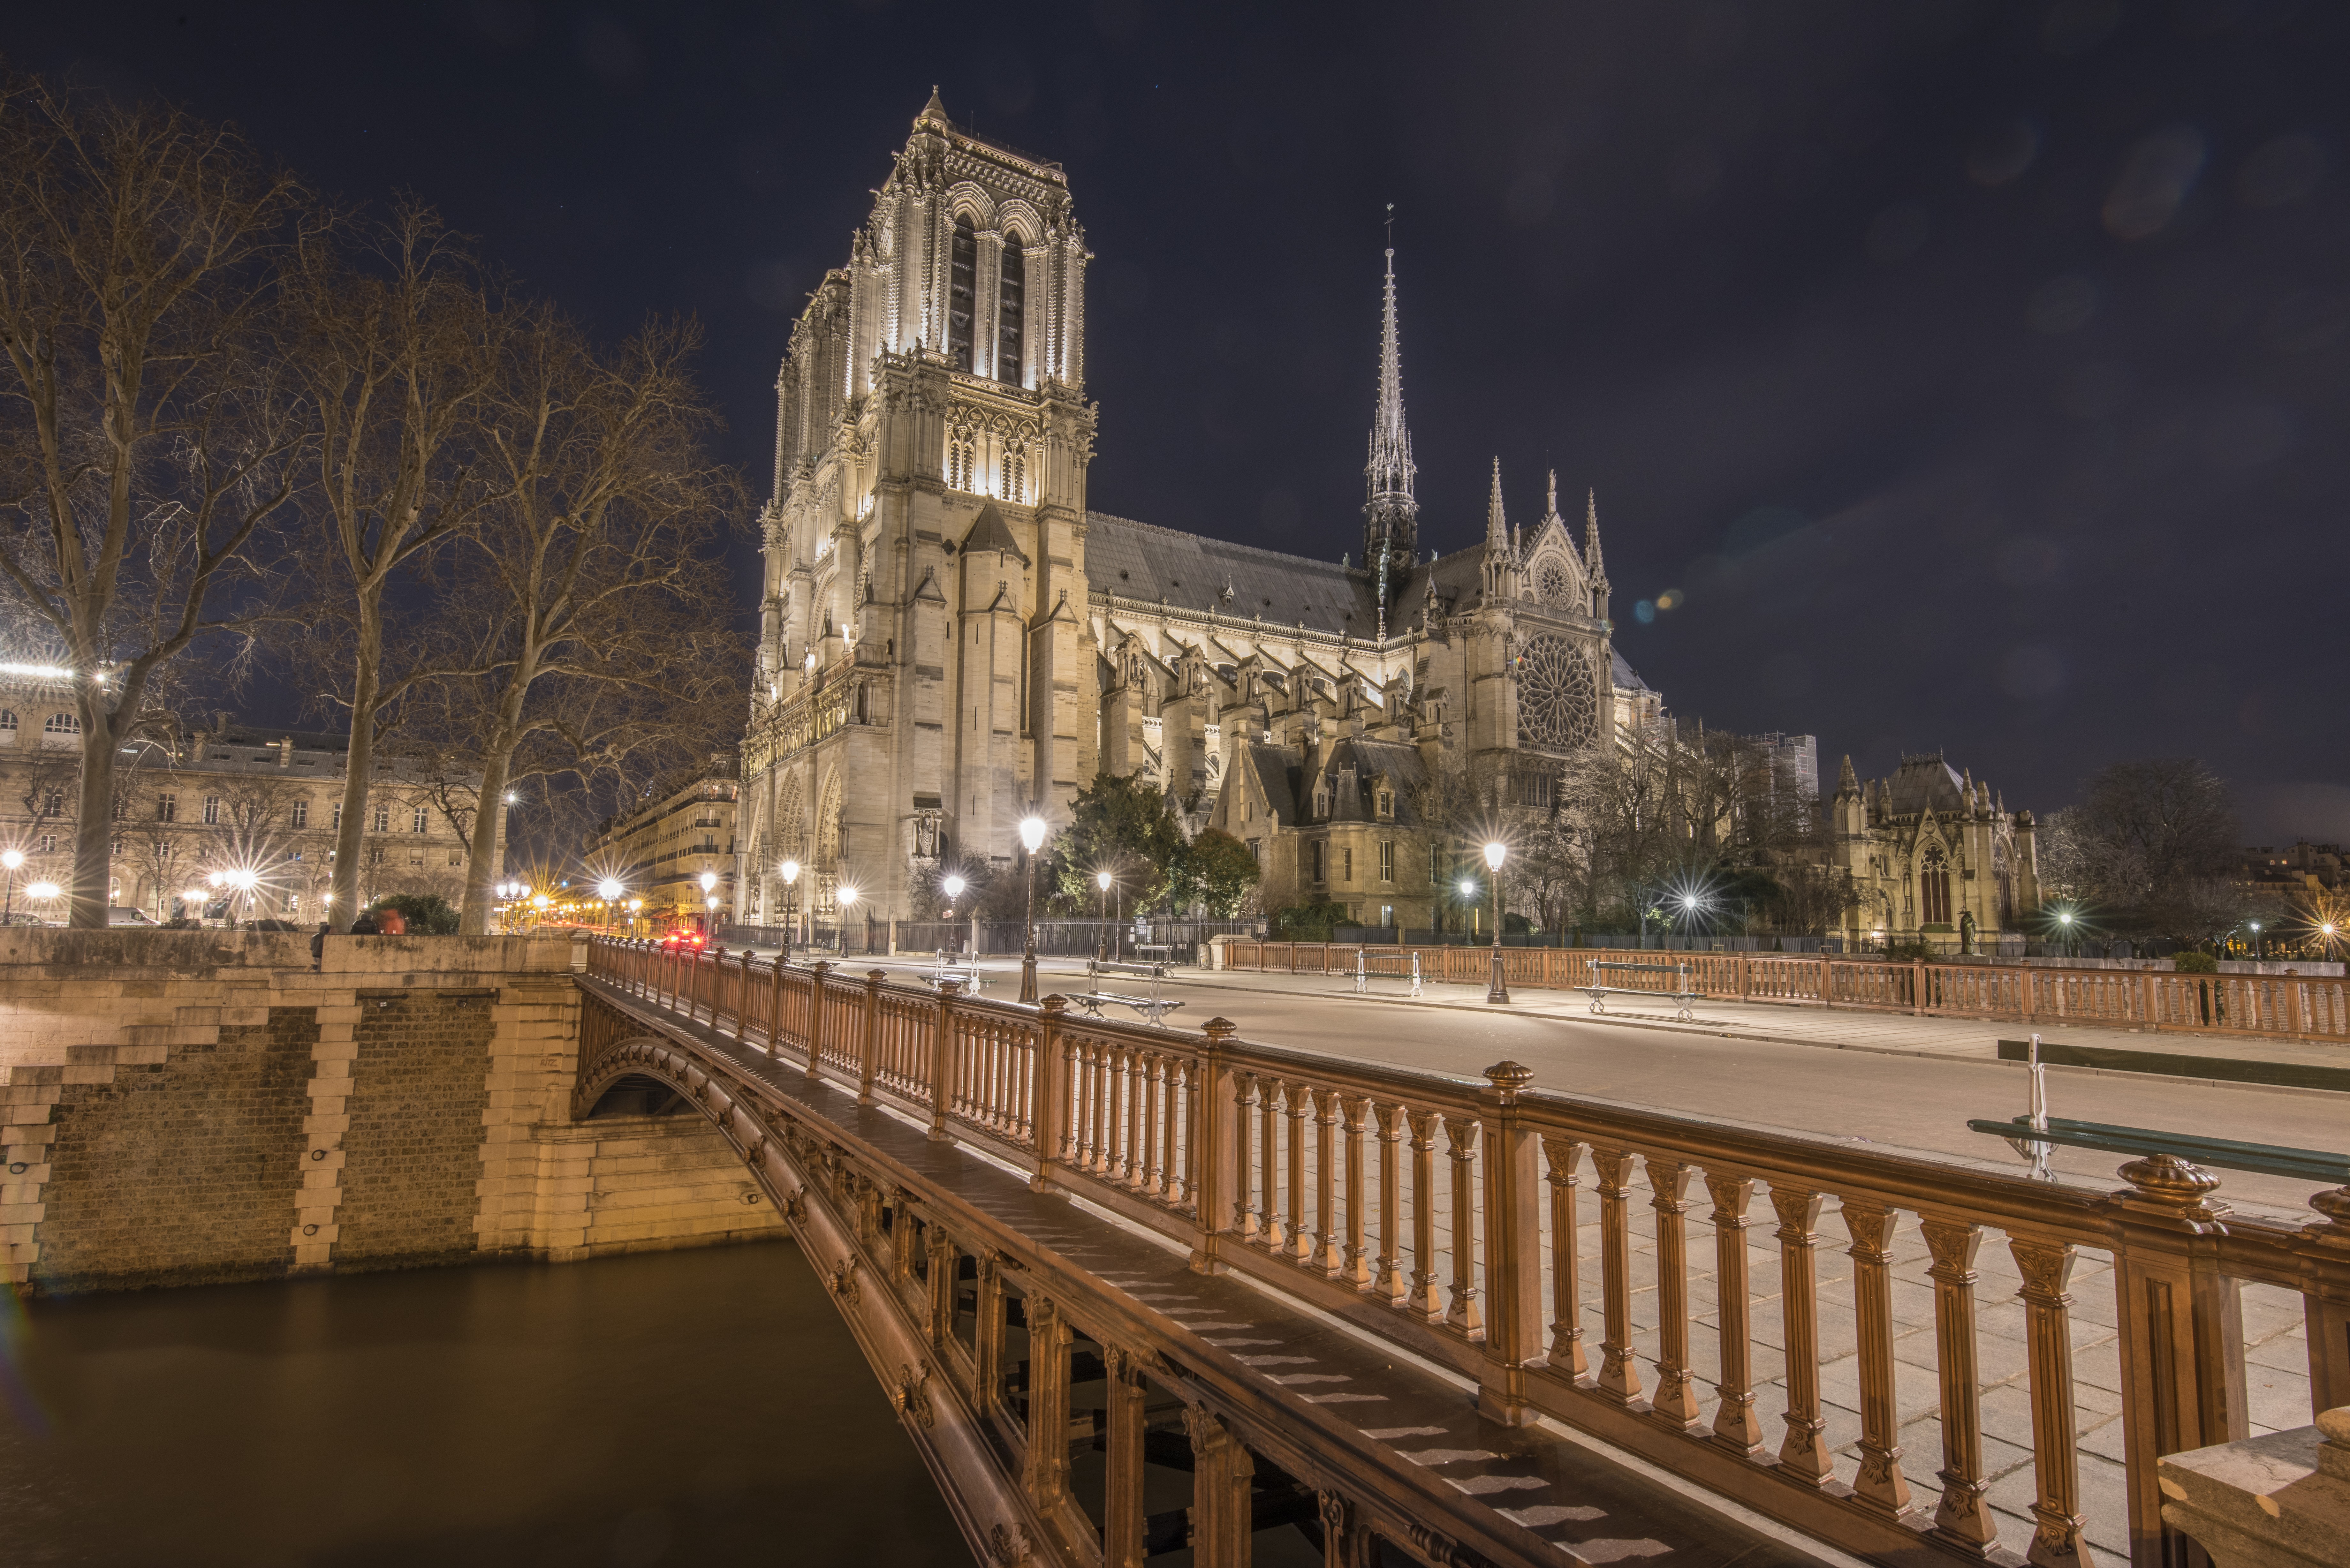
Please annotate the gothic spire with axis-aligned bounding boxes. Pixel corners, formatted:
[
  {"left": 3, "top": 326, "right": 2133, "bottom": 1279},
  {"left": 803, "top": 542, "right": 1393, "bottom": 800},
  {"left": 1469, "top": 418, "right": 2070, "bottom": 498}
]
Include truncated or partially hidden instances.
[
  {"left": 1485, "top": 457, "right": 1508, "bottom": 549},
  {"left": 1365, "top": 244, "right": 1415, "bottom": 509}
]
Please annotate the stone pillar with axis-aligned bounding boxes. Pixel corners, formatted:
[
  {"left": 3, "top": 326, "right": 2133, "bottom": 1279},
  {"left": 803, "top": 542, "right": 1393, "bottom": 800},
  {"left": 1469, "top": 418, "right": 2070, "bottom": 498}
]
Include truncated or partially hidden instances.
[{"left": 2159, "top": 1406, "right": 2350, "bottom": 1568}]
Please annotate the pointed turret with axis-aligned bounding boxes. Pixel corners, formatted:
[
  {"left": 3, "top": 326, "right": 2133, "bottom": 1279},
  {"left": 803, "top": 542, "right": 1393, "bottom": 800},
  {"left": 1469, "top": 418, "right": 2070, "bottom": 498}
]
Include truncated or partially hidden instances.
[
  {"left": 1481, "top": 458, "right": 1520, "bottom": 601},
  {"left": 1838, "top": 753, "right": 1860, "bottom": 795},
  {"left": 1486, "top": 457, "right": 1508, "bottom": 547},
  {"left": 1362, "top": 236, "right": 1419, "bottom": 612},
  {"left": 916, "top": 86, "right": 950, "bottom": 129},
  {"left": 1584, "top": 489, "right": 1611, "bottom": 623}
]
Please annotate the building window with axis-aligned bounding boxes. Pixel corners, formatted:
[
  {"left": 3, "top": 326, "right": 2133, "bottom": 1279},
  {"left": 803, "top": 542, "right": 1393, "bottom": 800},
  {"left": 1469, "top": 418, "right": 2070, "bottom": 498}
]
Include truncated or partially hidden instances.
[
  {"left": 38, "top": 834, "right": 55, "bottom": 854},
  {"left": 1379, "top": 840, "right": 1394, "bottom": 882},
  {"left": 372, "top": 805, "right": 389, "bottom": 832},
  {"left": 998, "top": 443, "right": 1025, "bottom": 504},
  {"left": 947, "top": 421, "right": 976, "bottom": 492},
  {"left": 412, "top": 808, "right": 429, "bottom": 833},
  {"left": 203, "top": 796, "right": 220, "bottom": 825},
  {"left": 43, "top": 711, "right": 78, "bottom": 737},
  {"left": 1377, "top": 790, "right": 1392, "bottom": 818},
  {"left": 332, "top": 803, "right": 342, "bottom": 830},
  {"left": 157, "top": 794, "right": 176, "bottom": 823},
  {"left": 997, "top": 239, "right": 1024, "bottom": 385},
  {"left": 1247, "top": 839, "right": 1261, "bottom": 864},
  {"left": 946, "top": 213, "right": 975, "bottom": 372},
  {"left": 41, "top": 789, "right": 62, "bottom": 817},
  {"left": 111, "top": 796, "right": 126, "bottom": 820},
  {"left": 1310, "top": 842, "right": 1325, "bottom": 884},
  {"left": 290, "top": 799, "right": 307, "bottom": 829},
  {"left": 1342, "top": 846, "right": 1353, "bottom": 883},
  {"left": 1381, "top": 904, "right": 1394, "bottom": 928},
  {"left": 448, "top": 850, "right": 461, "bottom": 866},
  {"left": 0, "top": 709, "right": 14, "bottom": 738},
  {"left": 1921, "top": 848, "right": 1952, "bottom": 926}
]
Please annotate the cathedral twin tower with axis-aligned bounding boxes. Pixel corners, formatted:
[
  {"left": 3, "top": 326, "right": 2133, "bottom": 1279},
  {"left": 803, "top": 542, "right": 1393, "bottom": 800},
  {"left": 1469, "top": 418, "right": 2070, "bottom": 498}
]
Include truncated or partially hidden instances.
[{"left": 732, "top": 91, "right": 1641, "bottom": 930}]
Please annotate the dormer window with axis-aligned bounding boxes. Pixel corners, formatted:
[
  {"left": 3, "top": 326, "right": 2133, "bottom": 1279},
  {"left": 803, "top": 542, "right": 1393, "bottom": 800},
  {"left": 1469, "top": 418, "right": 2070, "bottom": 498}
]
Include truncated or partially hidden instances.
[
  {"left": 1378, "top": 790, "right": 1393, "bottom": 818},
  {"left": 1313, "top": 786, "right": 1329, "bottom": 818}
]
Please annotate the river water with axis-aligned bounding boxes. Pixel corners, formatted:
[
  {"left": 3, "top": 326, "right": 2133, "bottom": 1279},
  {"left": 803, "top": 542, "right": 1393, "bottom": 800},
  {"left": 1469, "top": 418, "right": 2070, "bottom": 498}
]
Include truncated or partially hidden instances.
[{"left": 2, "top": 1241, "right": 966, "bottom": 1566}]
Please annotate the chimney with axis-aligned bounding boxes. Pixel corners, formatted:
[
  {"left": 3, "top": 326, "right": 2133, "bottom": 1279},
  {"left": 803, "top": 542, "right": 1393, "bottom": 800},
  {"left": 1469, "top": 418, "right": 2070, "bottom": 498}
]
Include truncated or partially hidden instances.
[
  {"left": 277, "top": 736, "right": 293, "bottom": 768},
  {"left": 213, "top": 710, "right": 232, "bottom": 736}
]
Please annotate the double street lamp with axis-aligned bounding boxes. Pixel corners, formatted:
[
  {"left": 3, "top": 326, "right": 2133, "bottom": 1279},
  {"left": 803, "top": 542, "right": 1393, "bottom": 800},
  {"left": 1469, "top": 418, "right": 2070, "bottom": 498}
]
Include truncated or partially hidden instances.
[
  {"left": 699, "top": 870, "right": 718, "bottom": 933},
  {"left": 1019, "top": 814, "right": 1047, "bottom": 1003},
  {"left": 597, "top": 878, "right": 624, "bottom": 935},
  {"left": 1, "top": 847, "right": 21, "bottom": 925},
  {"left": 1483, "top": 840, "right": 1510, "bottom": 1005}
]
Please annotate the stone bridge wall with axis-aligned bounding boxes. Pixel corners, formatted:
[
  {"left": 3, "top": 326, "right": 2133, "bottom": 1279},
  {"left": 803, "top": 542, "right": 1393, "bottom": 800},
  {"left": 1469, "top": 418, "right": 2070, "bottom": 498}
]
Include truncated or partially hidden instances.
[{"left": 0, "top": 930, "right": 780, "bottom": 1293}]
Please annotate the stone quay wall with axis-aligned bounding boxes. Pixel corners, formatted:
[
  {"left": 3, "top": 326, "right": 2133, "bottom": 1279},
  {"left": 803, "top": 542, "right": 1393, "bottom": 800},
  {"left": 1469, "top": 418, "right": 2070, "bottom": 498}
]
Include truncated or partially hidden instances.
[{"left": 0, "top": 930, "right": 780, "bottom": 1293}]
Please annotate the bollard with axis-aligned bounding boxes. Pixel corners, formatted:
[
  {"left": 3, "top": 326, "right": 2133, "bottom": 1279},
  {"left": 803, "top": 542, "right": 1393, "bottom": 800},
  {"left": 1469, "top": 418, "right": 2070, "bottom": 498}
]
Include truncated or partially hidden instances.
[
  {"left": 1409, "top": 951, "right": 1423, "bottom": 999},
  {"left": 1354, "top": 948, "right": 1367, "bottom": 995}
]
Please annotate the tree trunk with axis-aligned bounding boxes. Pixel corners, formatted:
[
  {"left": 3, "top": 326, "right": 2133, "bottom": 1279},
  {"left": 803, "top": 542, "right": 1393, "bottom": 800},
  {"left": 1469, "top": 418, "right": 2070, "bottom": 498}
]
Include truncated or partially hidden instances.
[
  {"left": 328, "top": 600, "right": 385, "bottom": 932},
  {"left": 67, "top": 686, "right": 118, "bottom": 930},
  {"left": 457, "top": 742, "right": 516, "bottom": 936}
]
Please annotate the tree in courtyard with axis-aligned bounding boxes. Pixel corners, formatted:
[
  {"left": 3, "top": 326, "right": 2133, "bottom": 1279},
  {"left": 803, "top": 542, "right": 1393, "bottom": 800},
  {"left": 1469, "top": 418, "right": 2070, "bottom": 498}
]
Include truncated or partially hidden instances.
[
  {"left": 2066, "top": 758, "right": 2240, "bottom": 938},
  {"left": 0, "top": 75, "right": 316, "bottom": 926},
  {"left": 1174, "top": 827, "right": 1260, "bottom": 917},
  {"left": 1048, "top": 771, "right": 1188, "bottom": 912}
]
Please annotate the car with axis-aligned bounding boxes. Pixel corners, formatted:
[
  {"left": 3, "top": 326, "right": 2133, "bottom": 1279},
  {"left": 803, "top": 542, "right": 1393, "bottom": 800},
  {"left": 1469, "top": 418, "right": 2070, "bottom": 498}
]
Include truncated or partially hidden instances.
[{"left": 658, "top": 928, "right": 724, "bottom": 955}]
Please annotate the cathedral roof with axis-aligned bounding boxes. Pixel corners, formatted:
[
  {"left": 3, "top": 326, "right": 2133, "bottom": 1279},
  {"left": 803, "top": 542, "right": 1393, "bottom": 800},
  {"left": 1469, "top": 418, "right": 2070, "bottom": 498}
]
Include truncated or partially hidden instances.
[
  {"left": 960, "top": 504, "right": 1029, "bottom": 565},
  {"left": 1884, "top": 754, "right": 1967, "bottom": 818},
  {"left": 1611, "top": 650, "right": 1650, "bottom": 692},
  {"left": 1242, "top": 743, "right": 1301, "bottom": 826},
  {"left": 1085, "top": 512, "right": 1381, "bottom": 638}
]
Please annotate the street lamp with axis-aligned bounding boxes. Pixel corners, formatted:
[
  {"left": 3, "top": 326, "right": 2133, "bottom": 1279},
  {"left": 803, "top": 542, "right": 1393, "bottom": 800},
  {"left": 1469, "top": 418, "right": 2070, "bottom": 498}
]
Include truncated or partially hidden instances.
[
  {"left": 598, "top": 878, "right": 623, "bottom": 935},
  {"left": 1019, "top": 814, "right": 1048, "bottom": 1003},
  {"left": 779, "top": 858, "right": 800, "bottom": 961},
  {"left": 1096, "top": 868, "right": 1114, "bottom": 961},
  {"left": 839, "top": 882, "right": 859, "bottom": 951},
  {"left": 2248, "top": 919, "right": 2262, "bottom": 962},
  {"left": 1483, "top": 841, "right": 1510, "bottom": 1005},
  {"left": 1, "top": 846, "right": 21, "bottom": 925},
  {"left": 699, "top": 870, "right": 718, "bottom": 936}
]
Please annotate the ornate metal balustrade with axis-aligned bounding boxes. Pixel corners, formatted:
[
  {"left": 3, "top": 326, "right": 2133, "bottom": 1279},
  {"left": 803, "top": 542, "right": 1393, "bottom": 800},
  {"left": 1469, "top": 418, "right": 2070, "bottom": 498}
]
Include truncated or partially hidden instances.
[
  {"left": 581, "top": 936, "right": 2350, "bottom": 1568},
  {"left": 1222, "top": 939, "right": 2350, "bottom": 1043}
]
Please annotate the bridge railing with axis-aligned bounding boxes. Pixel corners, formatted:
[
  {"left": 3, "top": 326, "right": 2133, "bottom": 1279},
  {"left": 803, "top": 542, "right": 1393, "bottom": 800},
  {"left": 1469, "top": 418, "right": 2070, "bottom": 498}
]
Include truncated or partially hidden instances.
[
  {"left": 583, "top": 936, "right": 2350, "bottom": 1567},
  {"left": 1219, "top": 939, "right": 2350, "bottom": 1041}
]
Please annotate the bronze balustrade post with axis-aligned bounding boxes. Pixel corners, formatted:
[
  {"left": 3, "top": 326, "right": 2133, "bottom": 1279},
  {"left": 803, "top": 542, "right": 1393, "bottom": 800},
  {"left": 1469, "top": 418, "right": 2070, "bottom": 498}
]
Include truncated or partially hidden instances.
[
  {"left": 1341, "top": 1096, "right": 1373, "bottom": 1288},
  {"left": 1405, "top": 1107, "right": 1443, "bottom": 1322},
  {"left": 1315, "top": 1086, "right": 1343, "bottom": 1275},
  {"left": 1543, "top": 1136, "right": 1590, "bottom": 1377},
  {"left": 1286, "top": 1080, "right": 1314, "bottom": 1264},
  {"left": 928, "top": 976, "right": 958, "bottom": 1141},
  {"left": 805, "top": 960, "right": 831, "bottom": 1082},
  {"left": 1443, "top": 1113, "right": 1483, "bottom": 1338},
  {"left": 2010, "top": 1237, "right": 2090, "bottom": 1567},
  {"left": 1646, "top": 1157, "right": 1702, "bottom": 1431},
  {"left": 1022, "top": 1292, "right": 1072, "bottom": 1511},
  {"left": 1374, "top": 1103, "right": 1406, "bottom": 1305},
  {"left": 1261, "top": 1078, "right": 1286, "bottom": 1255},
  {"left": 1182, "top": 1403, "right": 1257, "bottom": 1568},
  {"left": 1231, "top": 1070, "right": 1263, "bottom": 1249},
  {"left": 858, "top": 969, "right": 885, "bottom": 1105},
  {"left": 1920, "top": 1217, "right": 1997, "bottom": 1549},
  {"left": 1476, "top": 1062, "right": 1540, "bottom": 1423},
  {"left": 768, "top": 953, "right": 786, "bottom": 1057},
  {"left": 1103, "top": 1346, "right": 1150, "bottom": 1568},
  {"left": 1137, "top": 1053, "right": 1162, "bottom": 1194},
  {"left": 1703, "top": 1173, "right": 1761, "bottom": 1452},
  {"left": 1190, "top": 1018, "right": 1239, "bottom": 1275},
  {"left": 2111, "top": 1152, "right": 2245, "bottom": 1565},
  {"left": 1842, "top": 1199, "right": 1913, "bottom": 1517},
  {"left": 1033, "top": 997, "right": 1071, "bottom": 1193},
  {"left": 1591, "top": 1147, "right": 1643, "bottom": 1404},
  {"left": 1162, "top": 1057, "right": 1185, "bottom": 1205},
  {"left": 736, "top": 950, "right": 754, "bottom": 1040},
  {"left": 1770, "top": 1186, "right": 1833, "bottom": 1485}
]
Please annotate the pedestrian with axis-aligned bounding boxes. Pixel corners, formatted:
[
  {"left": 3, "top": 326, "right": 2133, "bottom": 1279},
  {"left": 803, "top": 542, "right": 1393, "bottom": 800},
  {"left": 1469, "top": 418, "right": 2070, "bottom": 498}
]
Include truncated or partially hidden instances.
[
  {"left": 310, "top": 921, "right": 329, "bottom": 970},
  {"left": 349, "top": 909, "right": 380, "bottom": 937},
  {"left": 376, "top": 906, "right": 408, "bottom": 936}
]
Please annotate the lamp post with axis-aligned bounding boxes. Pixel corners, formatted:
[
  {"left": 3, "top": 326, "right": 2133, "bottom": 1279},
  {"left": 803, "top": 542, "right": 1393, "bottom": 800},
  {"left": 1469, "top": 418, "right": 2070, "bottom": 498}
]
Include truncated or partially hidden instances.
[
  {"left": 2, "top": 847, "right": 21, "bottom": 925},
  {"left": 2056, "top": 908, "right": 2073, "bottom": 960},
  {"left": 27, "top": 879, "right": 60, "bottom": 922},
  {"left": 626, "top": 897, "right": 641, "bottom": 936},
  {"left": 839, "top": 882, "right": 859, "bottom": 953},
  {"left": 598, "top": 878, "right": 623, "bottom": 936},
  {"left": 2248, "top": 919, "right": 2262, "bottom": 962},
  {"left": 942, "top": 872, "right": 966, "bottom": 956},
  {"left": 778, "top": 858, "right": 800, "bottom": 962},
  {"left": 1483, "top": 841, "right": 1510, "bottom": 1004},
  {"left": 698, "top": 870, "right": 718, "bottom": 937},
  {"left": 1096, "top": 869, "right": 1112, "bottom": 960},
  {"left": 1019, "top": 814, "right": 1047, "bottom": 1003}
]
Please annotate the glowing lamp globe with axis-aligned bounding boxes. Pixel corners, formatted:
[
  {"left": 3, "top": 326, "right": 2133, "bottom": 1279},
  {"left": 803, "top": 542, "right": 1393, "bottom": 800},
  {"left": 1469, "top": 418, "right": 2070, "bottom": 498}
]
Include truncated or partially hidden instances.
[
  {"left": 780, "top": 858, "right": 800, "bottom": 886},
  {"left": 598, "top": 878, "right": 623, "bottom": 900},
  {"left": 1, "top": 849, "right": 21, "bottom": 871},
  {"left": 1482, "top": 841, "right": 1506, "bottom": 872},
  {"left": 943, "top": 874, "right": 965, "bottom": 900},
  {"left": 1019, "top": 816, "right": 1047, "bottom": 854},
  {"left": 1097, "top": 870, "right": 1112, "bottom": 891}
]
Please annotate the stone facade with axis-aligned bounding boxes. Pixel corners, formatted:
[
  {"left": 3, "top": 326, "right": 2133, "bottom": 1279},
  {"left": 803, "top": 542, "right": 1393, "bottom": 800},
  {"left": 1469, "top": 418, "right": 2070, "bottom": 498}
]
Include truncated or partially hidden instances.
[
  {"left": 732, "top": 93, "right": 1665, "bottom": 929},
  {"left": 580, "top": 756, "right": 740, "bottom": 929},
  {"left": 0, "top": 930, "right": 780, "bottom": 1292},
  {"left": 1828, "top": 752, "right": 2040, "bottom": 949},
  {"left": 0, "top": 695, "right": 475, "bottom": 922}
]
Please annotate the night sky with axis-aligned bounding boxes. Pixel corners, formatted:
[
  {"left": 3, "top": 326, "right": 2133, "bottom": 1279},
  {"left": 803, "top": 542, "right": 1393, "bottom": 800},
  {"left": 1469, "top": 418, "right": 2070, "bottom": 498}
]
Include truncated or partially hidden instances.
[{"left": 10, "top": 1, "right": 2344, "bottom": 838}]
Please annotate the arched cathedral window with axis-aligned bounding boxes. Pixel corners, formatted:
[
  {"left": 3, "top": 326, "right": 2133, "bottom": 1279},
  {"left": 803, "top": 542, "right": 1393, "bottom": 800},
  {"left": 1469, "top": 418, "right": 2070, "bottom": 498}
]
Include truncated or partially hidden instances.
[
  {"left": 947, "top": 419, "right": 977, "bottom": 492},
  {"left": 1920, "top": 846, "right": 1952, "bottom": 927},
  {"left": 999, "top": 440, "right": 1026, "bottom": 504},
  {"left": 947, "top": 214, "right": 976, "bottom": 372},
  {"left": 997, "top": 240, "right": 1025, "bottom": 386}
]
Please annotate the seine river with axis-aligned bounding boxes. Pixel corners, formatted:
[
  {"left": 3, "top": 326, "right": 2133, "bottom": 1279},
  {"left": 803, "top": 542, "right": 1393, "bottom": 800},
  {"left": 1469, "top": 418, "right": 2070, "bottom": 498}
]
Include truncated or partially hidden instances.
[{"left": 3, "top": 1242, "right": 966, "bottom": 1566}]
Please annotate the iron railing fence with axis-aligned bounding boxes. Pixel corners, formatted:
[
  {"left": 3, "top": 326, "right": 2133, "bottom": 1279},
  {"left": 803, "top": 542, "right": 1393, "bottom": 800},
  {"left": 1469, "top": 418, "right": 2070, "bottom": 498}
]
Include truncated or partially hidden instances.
[{"left": 583, "top": 935, "right": 2350, "bottom": 1568}]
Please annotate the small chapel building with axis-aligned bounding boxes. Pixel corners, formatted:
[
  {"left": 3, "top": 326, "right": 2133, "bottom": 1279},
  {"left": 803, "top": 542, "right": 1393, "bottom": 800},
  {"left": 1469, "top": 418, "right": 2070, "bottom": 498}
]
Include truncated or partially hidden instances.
[{"left": 1828, "top": 752, "right": 2040, "bottom": 952}]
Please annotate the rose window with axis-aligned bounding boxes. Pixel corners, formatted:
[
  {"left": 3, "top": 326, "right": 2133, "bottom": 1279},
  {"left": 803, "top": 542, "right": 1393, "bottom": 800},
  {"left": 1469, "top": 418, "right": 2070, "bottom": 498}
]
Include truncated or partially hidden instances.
[
  {"left": 1515, "top": 634, "right": 1598, "bottom": 752},
  {"left": 1536, "top": 558, "right": 1573, "bottom": 607}
]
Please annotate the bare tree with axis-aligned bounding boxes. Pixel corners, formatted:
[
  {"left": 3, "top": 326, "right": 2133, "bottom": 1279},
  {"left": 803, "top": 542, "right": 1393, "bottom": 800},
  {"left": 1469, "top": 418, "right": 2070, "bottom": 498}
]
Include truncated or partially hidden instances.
[
  {"left": 0, "top": 77, "right": 315, "bottom": 925},
  {"left": 419, "top": 310, "right": 745, "bottom": 932},
  {"left": 288, "top": 205, "right": 508, "bottom": 930}
]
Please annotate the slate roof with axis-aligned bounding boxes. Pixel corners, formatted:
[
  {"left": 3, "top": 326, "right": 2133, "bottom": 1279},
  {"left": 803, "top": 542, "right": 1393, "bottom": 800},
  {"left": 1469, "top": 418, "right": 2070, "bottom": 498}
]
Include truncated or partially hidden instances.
[
  {"left": 1884, "top": 754, "right": 1967, "bottom": 817},
  {"left": 1242, "top": 742, "right": 1300, "bottom": 825},
  {"left": 962, "top": 503, "right": 1029, "bottom": 564},
  {"left": 1085, "top": 512, "right": 1382, "bottom": 637},
  {"left": 1611, "top": 650, "right": 1650, "bottom": 692},
  {"left": 1237, "top": 735, "right": 1431, "bottom": 831}
]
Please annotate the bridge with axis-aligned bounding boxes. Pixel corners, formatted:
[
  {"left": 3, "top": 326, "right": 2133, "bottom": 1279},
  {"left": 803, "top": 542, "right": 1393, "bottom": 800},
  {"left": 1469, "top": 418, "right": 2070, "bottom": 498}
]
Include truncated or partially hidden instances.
[{"left": 575, "top": 938, "right": 2350, "bottom": 1568}]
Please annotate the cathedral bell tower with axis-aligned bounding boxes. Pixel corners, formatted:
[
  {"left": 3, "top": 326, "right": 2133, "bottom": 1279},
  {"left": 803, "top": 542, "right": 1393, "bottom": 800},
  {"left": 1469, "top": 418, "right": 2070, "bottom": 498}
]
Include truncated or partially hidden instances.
[{"left": 1362, "top": 247, "right": 1417, "bottom": 615}]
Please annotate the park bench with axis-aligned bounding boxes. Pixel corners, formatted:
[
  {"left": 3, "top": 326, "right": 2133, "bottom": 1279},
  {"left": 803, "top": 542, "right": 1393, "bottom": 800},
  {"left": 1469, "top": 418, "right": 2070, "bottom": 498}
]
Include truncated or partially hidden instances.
[
  {"left": 1352, "top": 948, "right": 1424, "bottom": 999},
  {"left": 1970, "top": 1033, "right": 2350, "bottom": 1182},
  {"left": 1578, "top": 960, "right": 1699, "bottom": 1021},
  {"left": 922, "top": 948, "right": 986, "bottom": 995},
  {"left": 1069, "top": 958, "right": 1185, "bottom": 1027}
]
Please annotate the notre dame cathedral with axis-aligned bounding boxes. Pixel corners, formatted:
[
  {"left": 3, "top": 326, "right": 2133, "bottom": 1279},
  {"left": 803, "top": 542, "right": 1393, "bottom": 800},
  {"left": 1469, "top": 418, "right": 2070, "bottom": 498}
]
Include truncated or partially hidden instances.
[{"left": 732, "top": 92, "right": 1664, "bottom": 929}]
